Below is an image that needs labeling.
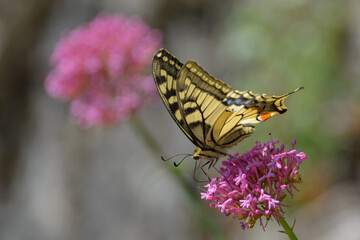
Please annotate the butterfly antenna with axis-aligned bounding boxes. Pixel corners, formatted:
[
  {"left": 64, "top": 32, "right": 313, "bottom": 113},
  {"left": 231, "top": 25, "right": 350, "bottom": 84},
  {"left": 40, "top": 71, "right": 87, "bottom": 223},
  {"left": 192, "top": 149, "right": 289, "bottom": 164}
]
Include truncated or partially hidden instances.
[
  {"left": 161, "top": 153, "right": 190, "bottom": 162},
  {"left": 174, "top": 154, "right": 192, "bottom": 167}
]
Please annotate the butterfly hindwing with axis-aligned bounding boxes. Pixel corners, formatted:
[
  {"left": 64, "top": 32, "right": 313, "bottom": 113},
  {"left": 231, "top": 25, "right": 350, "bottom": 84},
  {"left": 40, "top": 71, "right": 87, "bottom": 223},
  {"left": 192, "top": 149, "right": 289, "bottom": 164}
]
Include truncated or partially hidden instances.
[{"left": 212, "top": 88, "right": 303, "bottom": 148}]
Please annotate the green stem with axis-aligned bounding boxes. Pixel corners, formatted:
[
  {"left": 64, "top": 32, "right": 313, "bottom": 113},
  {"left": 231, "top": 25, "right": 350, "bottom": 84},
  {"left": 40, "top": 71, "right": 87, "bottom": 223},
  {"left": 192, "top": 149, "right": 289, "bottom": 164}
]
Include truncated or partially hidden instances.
[
  {"left": 278, "top": 216, "right": 298, "bottom": 240},
  {"left": 129, "top": 115, "right": 229, "bottom": 240}
]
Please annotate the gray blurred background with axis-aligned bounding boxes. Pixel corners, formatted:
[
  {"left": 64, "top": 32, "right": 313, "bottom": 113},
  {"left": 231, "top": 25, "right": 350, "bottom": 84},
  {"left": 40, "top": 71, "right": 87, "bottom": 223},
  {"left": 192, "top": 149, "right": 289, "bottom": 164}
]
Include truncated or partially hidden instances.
[{"left": 1, "top": 0, "right": 360, "bottom": 239}]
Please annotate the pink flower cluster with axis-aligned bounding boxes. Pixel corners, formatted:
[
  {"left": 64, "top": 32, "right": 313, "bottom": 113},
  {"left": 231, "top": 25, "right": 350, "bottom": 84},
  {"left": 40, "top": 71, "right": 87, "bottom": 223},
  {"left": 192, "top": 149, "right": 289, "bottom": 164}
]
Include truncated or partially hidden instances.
[
  {"left": 201, "top": 140, "right": 307, "bottom": 230},
  {"left": 45, "top": 13, "right": 162, "bottom": 127}
]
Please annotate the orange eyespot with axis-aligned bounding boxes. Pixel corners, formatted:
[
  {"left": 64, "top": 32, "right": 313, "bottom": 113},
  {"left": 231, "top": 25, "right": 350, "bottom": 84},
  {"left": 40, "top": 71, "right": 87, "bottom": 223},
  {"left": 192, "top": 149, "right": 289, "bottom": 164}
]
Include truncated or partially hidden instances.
[{"left": 257, "top": 113, "right": 271, "bottom": 121}]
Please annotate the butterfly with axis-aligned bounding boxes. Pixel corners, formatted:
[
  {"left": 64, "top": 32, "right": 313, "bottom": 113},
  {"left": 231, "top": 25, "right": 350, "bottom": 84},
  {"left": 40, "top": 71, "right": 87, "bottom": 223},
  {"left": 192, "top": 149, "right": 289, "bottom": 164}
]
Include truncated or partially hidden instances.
[{"left": 152, "top": 48, "right": 303, "bottom": 163}]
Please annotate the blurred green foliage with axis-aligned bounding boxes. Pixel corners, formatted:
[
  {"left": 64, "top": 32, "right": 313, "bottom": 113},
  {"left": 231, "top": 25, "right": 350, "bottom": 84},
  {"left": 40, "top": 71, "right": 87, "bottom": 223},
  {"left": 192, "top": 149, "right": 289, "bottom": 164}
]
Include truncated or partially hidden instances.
[{"left": 220, "top": 0, "right": 345, "bottom": 159}]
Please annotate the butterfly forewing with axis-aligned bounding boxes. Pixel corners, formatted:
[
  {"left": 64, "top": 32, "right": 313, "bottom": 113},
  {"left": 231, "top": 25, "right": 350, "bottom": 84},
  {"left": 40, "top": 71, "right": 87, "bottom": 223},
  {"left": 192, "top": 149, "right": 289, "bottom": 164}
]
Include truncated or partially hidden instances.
[
  {"left": 176, "top": 60, "right": 232, "bottom": 148},
  {"left": 152, "top": 49, "right": 198, "bottom": 146}
]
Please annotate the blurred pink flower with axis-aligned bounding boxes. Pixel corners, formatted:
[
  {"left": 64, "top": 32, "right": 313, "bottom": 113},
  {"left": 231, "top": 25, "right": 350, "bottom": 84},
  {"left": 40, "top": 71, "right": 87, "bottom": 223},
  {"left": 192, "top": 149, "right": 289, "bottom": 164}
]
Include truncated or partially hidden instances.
[
  {"left": 201, "top": 140, "right": 307, "bottom": 230},
  {"left": 45, "top": 13, "right": 162, "bottom": 127}
]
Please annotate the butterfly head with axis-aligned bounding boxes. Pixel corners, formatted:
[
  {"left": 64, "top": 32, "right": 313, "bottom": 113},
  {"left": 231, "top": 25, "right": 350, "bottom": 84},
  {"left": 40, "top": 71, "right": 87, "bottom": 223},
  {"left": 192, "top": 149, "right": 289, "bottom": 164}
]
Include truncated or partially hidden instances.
[{"left": 192, "top": 147, "right": 226, "bottom": 162}]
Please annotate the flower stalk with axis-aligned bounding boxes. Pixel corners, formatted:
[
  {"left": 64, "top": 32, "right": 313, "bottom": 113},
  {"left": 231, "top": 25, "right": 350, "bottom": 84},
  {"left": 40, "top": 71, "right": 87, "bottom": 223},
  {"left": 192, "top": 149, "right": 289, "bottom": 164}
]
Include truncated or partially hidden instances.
[{"left": 278, "top": 216, "right": 299, "bottom": 240}]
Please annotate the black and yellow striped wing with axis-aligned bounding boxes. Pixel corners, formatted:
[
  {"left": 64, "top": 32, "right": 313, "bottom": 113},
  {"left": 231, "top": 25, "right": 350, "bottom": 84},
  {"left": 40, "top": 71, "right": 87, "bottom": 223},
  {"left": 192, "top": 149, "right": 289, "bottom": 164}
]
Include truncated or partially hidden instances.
[
  {"left": 176, "top": 60, "right": 232, "bottom": 150},
  {"left": 152, "top": 48, "right": 302, "bottom": 161},
  {"left": 208, "top": 88, "right": 302, "bottom": 149},
  {"left": 152, "top": 49, "right": 198, "bottom": 146}
]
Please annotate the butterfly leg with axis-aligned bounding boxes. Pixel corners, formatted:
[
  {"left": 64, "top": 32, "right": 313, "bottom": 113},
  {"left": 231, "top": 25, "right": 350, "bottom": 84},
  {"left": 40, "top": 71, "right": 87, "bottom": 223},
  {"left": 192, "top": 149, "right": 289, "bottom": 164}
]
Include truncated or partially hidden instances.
[
  {"left": 200, "top": 161, "right": 214, "bottom": 182},
  {"left": 209, "top": 159, "right": 218, "bottom": 168},
  {"left": 192, "top": 161, "right": 212, "bottom": 182},
  {"left": 192, "top": 161, "right": 208, "bottom": 183}
]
